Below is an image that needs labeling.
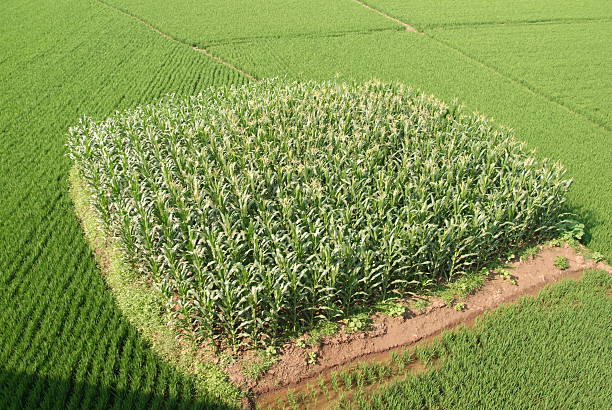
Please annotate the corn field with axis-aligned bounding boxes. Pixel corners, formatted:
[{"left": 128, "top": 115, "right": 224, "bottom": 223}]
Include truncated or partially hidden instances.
[{"left": 67, "top": 79, "right": 571, "bottom": 347}]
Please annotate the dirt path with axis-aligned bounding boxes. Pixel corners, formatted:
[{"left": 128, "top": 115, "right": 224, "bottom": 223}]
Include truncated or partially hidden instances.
[{"left": 251, "top": 245, "right": 611, "bottom": 405}]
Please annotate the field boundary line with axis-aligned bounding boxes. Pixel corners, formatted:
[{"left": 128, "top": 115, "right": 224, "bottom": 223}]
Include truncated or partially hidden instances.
[
  {"left": 96, "top": 0, "right": 257, "bottom": 81},
  {"left": 351, "top": 0, "right": 609, "bottom": 131},
  {"left": 350, "top": 0, "right": 421, "bottom": 33},
  {"left": 427, "top": 17, "right": 612, "bottom": 31},
  {"left": 430, "top": 35, "right": 611, "bottom": 132},
  {"left": 208, "top": 26, "right": 402, "bottom": 47}
]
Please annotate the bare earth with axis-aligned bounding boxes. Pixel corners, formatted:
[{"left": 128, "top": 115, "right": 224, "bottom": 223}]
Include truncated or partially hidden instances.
[{"left": 241, "top": 245, "right": 610, "bottom": 405}]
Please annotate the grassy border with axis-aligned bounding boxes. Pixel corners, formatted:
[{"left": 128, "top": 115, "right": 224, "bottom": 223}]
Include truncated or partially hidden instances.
[{"left": 69, "top": 167, "right": 243, "bottom": 408}]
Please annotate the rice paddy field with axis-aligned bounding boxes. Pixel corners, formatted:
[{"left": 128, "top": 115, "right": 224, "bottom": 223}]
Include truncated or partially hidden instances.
[{"left": 1, "top": 0, "right": 610, "bottom": 408}]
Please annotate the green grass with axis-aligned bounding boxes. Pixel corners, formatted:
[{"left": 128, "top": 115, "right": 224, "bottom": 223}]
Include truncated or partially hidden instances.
[
  {"left": 361, "top": 270, "right": 612, "bottom": 408},
  {"left": 209, "top": 30, "right": 612, "bottom": 260},
  {"left": 364, "top": 0, "right": 612, "bottom": 29},
  {"left": 104, "top": 0, "right": 399, "bottom": 46},
  {"left": 0, "top": 0, "right": 247, "bottom": 407}
]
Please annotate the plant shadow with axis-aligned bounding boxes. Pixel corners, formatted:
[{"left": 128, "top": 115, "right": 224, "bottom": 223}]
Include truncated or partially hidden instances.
[{"left": 0, "top": 367, "right": 236, "bottom": 410}]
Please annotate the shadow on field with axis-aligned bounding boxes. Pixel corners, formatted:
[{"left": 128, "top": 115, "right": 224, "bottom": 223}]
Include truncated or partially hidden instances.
[
  {"left": 0, "top": 367, "right": 235, "bottom": 410},
  {"left": 567, "top": 202, "right": 600, "bottom": 246}
]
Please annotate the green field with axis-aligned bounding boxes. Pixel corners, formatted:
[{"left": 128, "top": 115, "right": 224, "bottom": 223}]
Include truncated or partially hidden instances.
[
  {"left": 102, "top": 0, "right": 399, "bottom": 46},
  {"left": 430, "top": 21, "right": 612, "bottom": 128},
  {"left": 365, "top": 0, "right": 612, "bottom": 28},
  {"left": 1, "top": 0, "right": 610, "bottom": 408},
  {"left": 0, "top": 0, "right": 245, "bottom": 407},
  {"left": 363, "top": 270, "right": 612, "bottom": 408}
]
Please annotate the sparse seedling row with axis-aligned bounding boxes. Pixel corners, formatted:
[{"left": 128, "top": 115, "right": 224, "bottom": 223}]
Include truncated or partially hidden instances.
[{"left": 496, "top": 268, "right": 517, "bottom": 285}]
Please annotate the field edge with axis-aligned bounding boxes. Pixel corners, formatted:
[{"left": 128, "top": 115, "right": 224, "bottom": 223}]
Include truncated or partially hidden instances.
[
  {"left": 362, "top": 268, "right": 612, "bottom": 409},
  {"left": 253, "top": 245, "right": 612, "bottom": 403},
  {"left": 68, "top": 167, "right": 244, "bottom": 408}
]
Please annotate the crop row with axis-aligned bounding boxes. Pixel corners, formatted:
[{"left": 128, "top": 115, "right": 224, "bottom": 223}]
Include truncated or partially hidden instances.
[
  {"left": 364, "top": 0, "right": 612, "bottom": 29},
  {"left": 103, "top": 0, "right": 398, "bottom": 47}
]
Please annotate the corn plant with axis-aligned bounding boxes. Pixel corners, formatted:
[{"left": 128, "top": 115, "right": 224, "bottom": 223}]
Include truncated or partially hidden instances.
[{"left": 67, "top": 79, "right": 571, "bottom": 347}]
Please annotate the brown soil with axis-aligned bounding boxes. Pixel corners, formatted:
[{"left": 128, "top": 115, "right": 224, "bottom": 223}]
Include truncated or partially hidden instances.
[{"left": 246, "top": 245, "right": 611, "bottom": 406}]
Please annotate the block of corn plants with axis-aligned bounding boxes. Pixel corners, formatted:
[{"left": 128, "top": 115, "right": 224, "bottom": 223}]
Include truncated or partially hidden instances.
[{"left": 67, "top": 79, "right": 571, "bottom": 347}]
